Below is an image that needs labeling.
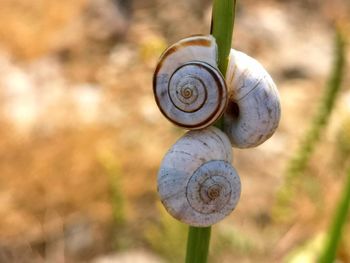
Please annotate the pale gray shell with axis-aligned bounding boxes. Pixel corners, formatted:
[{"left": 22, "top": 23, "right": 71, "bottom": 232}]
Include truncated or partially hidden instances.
[
  {"left": 157, "top": 127, "right": 241, "bottom": 227},
  {"left": 153, "top": 35, "right": 228, "bottom": 130},
  {"left": 224, "top": 49, "right": 281, "bottom": 148}
]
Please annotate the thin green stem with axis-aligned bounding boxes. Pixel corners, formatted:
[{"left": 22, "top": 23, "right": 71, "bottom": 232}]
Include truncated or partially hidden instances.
[
  {"left": 286, "top": 30, "right": 345, "bottom": 183},
  {"left": 274, "top": 30, "right": 346, "bottom": 218},
  {"left": 318, "top": 167, "right": 350, "bottom": 263},
  {"left": 211, "top": 0, "right": 236, "bottom": 74},
  {"left": 185, "top": 227, "right": 211, "bottom": 263},
  {"left": 212, "top": 0, "right": 236, "bottom": 129},
  {"left": 185, "top": 1, "right": 236, "bottom": 262}
]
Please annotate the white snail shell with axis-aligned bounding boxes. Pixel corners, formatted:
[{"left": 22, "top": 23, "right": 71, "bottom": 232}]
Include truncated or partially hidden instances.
[
  {"left": 157, "top": 127, "right": 241, "bottom": 227},
  {"left": 224, "top": 49, "right": 281, "bottom": 148},
  {"left": 153, "top": 35, "right": 228, "bottom": 130}
]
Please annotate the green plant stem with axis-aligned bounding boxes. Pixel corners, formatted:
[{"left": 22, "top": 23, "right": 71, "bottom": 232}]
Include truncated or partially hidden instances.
[
  {"left": 275, "top": 30, "right": 346, "bottom": 214},
  {"left": 318, "top": 168, "right": 350, "bottom": 263},
  {"left": 185, "top": 1, "right": 236, "bottom": 262},
  {"left": 286, "top": 30, "right": 345, "bottom": 182},
  {"left": 212, "top": 0, "right": 236, "bottom": 129},
  {"left": 211, "top": 0, "right": 236, "bottom": 74},
  {"left": 185, "top": 227, "right": 211, "bottom": 263}
]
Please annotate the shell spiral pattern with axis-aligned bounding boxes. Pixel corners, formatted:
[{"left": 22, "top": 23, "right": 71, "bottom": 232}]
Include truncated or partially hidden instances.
[
  {"left": 153, "top": 35, "right": 228, "bottom": 130},
  {"left": 157, "top": 127, "right": 241, "bottom": 227}
]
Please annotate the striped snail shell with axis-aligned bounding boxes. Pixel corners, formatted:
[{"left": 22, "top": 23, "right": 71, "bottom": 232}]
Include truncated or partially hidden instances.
[
  {"left": 224, "top": 49, "right": 281, "bottom": 148},
  {"left": 157, "top": 127, "right": 241, "bottom": 227},
  {"left": 153, "top": 35, "right": 227, "bottom": 130}
]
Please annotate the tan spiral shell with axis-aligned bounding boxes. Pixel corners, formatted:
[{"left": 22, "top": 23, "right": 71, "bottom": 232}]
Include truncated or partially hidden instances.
[
  {"left": 224, "top": 49, "right": 281, "bottom": 148},
  {"left": 157, "top": 127, "right": 241, "bottom": 227},
  {"left": 153, "top": 35, "right": 228, "bottom": 130}
]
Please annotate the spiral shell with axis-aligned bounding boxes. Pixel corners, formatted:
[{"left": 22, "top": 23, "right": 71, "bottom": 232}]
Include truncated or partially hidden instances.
[
  {"left": 157, "top": 127, "right": 241, "bottom": 227},
  {"left": 224, "top": 49, "right": 281, "bottom": 148},
  {"left": 153, "top": 35, "right": 227, "bottom": 129}
]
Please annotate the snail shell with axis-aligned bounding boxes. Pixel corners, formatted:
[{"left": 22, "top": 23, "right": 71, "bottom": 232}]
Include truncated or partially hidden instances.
[
  {"left": 157, "top": 127, "right": 241, "bottom": 227},
  {"left": 224, "top": 49, "right": 281, "bottom": 148},
  {"left": 153, "top": 35, "right": 228, "bottom": 130}
]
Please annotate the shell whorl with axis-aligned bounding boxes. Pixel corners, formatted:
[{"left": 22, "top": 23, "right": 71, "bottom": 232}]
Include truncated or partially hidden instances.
[
  {"left": 224, "top": 49, "right": 281, "bottom": 148},
  {"left": 153, "top": 35, "right": 228, "bottom": 130},
  {"left": 157, "top": 127, "right": 241, "bottom": 227}
]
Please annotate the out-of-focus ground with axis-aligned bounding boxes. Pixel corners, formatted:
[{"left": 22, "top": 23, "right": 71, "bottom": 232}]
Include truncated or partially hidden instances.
[{"left": 0, "top": 0, "right": 349, "bottom": 262}]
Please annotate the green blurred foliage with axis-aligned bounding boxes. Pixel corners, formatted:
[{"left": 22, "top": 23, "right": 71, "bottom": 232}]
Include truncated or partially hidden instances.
[
  {"left": 336, "top": 117, "right": 350, "bottom": 167},
  {"left": 99, "top": 151, "right": 125, "bottom": 226},
  {"left": 284, "top": 233, "right": 326, "bottom": 263},
  {"left": 144, "top": 203, "right": 187, "bottom": 262},
  {"left": 98, "top": 150, "right": 131, "bottom": 250},
  {"left": 318, "top": 167, "right": 350, "bottom": 263},
  {"left": 211, "top": 224, "right": 256, "bottom": 259},
  {"left": 273, "top": 29, "right": 346, "bottom": 222},
  {"left": 144, "top": 206, "right": 257, "bottom": 263}
]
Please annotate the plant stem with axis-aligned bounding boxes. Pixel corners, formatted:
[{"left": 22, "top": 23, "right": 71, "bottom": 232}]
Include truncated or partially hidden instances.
[
  {"left": 185, "top": 227, "right": 211, "bottom": 263},
  {"left": 185, "top": 1, "right": 236, "bottom": 262},
  {"left": 274, "top": 29, "right": 346, "bottom": 218},
  {"left": 211, "top": 0, "right": 236, "bottom": 74},
  {"left": 318, "top": 167, "right": 350, "bottom": 263},
  {"left": 286, "top": 30, "right": 345, "bottom": 183},
  {"left": 212, "top": 0, "right": 236, "bottom": 129}
]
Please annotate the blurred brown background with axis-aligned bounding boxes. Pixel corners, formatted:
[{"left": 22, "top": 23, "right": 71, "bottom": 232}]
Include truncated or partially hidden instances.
[{"left": 0, "top": 0, "right": 349, "bottom": 262}]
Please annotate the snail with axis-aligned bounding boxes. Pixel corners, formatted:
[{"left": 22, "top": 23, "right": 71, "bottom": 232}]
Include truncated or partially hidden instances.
[
  {"left": 154, "top": 35, "right": 280, "bottom": 225},
  {"left": 153, "top": 35, "right": 227, "bottom": 130},
  {"left": 224, "top": 49, "right": 281, "bottom": 148},
  {"left": 153, "top": 35, "right": 280, "bottom": 147},
  {"left": 157, "top": 127, "right": 241, "bottom": 227}
]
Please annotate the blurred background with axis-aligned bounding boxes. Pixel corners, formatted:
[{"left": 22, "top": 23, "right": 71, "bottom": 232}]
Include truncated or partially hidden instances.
[{"left": 0, "top": 0, "right": 349, "bottom": 262}]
